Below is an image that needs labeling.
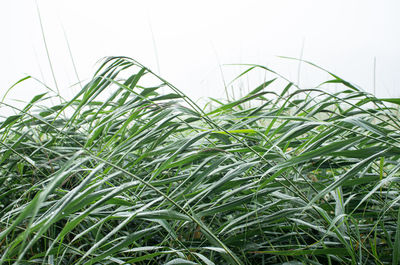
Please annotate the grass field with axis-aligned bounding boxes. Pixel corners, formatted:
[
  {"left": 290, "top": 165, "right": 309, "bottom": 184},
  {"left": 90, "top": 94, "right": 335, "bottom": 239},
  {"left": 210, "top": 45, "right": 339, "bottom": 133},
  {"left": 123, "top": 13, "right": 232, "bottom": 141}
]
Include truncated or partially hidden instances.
[{"left": 1, "top": 56, "right": 400, "bottom": 264}]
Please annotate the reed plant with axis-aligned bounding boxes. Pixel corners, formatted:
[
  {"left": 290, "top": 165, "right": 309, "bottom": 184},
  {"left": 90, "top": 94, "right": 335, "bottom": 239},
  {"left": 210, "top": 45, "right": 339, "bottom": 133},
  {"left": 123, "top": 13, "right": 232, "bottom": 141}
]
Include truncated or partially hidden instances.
[{"left": 1, "top": 56, "right": 400, "bottom": 264}]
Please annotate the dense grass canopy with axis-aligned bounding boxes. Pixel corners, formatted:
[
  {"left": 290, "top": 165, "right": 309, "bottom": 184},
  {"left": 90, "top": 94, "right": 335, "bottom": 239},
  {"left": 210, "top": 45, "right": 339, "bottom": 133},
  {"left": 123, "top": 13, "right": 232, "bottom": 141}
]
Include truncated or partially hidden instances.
[{"left": 1, "top": 56, "right": 400, "bottom": 264}]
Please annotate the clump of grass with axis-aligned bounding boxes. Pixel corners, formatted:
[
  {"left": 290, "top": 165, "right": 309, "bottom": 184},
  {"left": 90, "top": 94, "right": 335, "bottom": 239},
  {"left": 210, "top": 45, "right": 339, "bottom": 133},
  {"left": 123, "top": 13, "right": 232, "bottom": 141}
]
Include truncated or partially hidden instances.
[{"left": 1, "top": 56, "right": 400, "bottom": 264}]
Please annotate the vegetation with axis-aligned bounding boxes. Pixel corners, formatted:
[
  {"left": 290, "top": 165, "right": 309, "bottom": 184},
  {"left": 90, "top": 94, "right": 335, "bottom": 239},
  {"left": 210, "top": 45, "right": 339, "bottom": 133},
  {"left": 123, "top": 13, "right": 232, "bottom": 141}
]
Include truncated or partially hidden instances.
[{"left": 1, "top": 56, "right": 400, "bottom": 264}]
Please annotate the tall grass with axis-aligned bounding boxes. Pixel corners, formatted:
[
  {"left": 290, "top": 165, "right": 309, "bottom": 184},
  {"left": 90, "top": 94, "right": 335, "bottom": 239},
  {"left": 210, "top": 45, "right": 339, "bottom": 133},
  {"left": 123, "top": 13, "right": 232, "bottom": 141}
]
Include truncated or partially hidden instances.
[{"left": 1, "top": 56, "right": 400, "bottom": 264}]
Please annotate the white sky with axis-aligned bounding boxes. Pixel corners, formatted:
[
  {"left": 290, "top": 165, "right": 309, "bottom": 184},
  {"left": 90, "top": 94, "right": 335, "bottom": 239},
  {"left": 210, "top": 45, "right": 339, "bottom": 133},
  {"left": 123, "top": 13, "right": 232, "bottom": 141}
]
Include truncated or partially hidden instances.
[{"left": 1, "top": 0, "right": 399, "bottom": 109}]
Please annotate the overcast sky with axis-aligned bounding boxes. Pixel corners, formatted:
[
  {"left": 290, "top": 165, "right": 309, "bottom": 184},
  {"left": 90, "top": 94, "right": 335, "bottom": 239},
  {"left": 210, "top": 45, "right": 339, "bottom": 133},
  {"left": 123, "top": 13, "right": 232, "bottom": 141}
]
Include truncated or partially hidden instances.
[{"left": 1, "top": 0, "right": 399, "bottom": 107}]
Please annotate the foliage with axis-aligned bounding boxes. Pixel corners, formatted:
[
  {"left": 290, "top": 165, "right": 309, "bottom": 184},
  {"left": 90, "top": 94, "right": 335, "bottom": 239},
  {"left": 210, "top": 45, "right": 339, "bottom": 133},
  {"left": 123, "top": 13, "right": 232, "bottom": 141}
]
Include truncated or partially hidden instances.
[{"left": 1, "top": 56, "right": 400, "bottom": 264}]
